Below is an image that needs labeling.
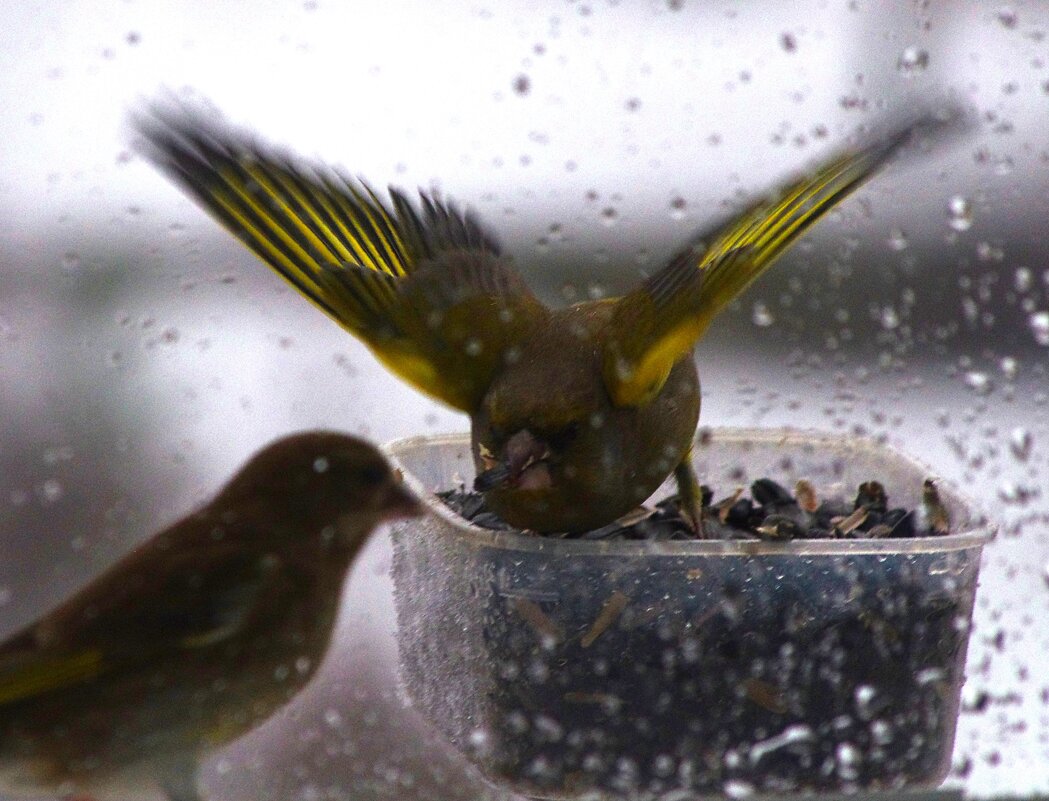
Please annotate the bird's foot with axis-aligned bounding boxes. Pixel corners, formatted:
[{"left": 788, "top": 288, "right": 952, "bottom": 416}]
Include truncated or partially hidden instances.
[{"left": 673, "top": 458, "right": 706, "bottom": 539}]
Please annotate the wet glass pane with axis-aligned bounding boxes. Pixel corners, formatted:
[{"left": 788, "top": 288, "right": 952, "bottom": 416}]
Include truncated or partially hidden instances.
[{"left": 1, "top": 1, "right": 1047, "bottom": 799}]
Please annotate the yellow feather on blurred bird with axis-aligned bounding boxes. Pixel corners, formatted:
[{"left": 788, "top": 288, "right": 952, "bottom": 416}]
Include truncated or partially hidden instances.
[
  {"left": 135, "top": 103, "right": 922, "bottom": 533},
  {"left": 0, "top": 432, "right": 421, "bottom": 801}
]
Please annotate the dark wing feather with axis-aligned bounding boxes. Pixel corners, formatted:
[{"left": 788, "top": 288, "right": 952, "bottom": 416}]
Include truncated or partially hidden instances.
[
  {"left": 133, "top": 102, "right": 532, "bottom": 411},
  {"left": 603, "top": 125, "right": 917, "bottom": 406}
]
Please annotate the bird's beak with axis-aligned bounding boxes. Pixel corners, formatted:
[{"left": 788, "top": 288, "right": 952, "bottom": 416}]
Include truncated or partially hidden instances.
[
  {"left": 378, "top": 478, "right": 425, "bottom": 522},
  {"left": 474, "top": 430, "right": 552, "bottom": 492}
]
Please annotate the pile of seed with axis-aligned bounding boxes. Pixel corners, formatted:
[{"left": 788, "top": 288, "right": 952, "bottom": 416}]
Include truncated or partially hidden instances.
[{"left": 437, "top": 478, "right": 950, "bottom": 540}]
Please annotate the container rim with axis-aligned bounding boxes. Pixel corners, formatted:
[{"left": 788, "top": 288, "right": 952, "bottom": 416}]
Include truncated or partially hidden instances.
[{"left": 384, "top": 427, "right": 996, "bottom": 557}]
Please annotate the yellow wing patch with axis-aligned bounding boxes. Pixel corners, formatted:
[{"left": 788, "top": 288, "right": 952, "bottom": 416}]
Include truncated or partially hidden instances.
[
  {"left": 604, "top": 128, "right": 914, "bottom": 408},
  {"left": 0, "top": 649, "right": 104, "bottom": 706},
  {"left": 135, "top": 104, "right": 513, "bottom": 412}
]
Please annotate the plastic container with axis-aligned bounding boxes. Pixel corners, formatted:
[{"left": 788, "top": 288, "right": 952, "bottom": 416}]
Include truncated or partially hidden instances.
[{"left": 385, "top": 428, "right": 994, "bottom": 800}]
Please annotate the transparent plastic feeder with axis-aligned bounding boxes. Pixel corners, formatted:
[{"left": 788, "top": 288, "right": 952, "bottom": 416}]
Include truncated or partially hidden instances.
[{"left": 385, "top": 428, "right": 993, "bottom": 800}]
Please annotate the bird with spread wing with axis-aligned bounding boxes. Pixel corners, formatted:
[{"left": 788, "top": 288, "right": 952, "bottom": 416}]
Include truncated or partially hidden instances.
[
  {"left": 135, "top": 104, "right": 920, "bottom": 533},
  {"left": 0, "top": 433, "right": 420, "bottom": 801}
]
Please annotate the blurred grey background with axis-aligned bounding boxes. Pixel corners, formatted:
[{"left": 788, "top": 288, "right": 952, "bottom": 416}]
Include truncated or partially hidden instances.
[{"left": 1, "top": 0, "right": 1048, "bottom": 798}]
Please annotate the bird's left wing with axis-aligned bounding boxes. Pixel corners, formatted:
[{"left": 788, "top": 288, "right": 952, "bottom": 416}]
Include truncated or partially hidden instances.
[{"left": 0, "top": 545, "right": 282, "bottom": 707}]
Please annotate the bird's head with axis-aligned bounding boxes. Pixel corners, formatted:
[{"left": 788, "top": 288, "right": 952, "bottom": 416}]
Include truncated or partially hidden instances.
[
  {"left": 468, "top": 303, "right": 702, "bottom": 534},
  {"left": 470, "top": 337, "right": 646, "bottom": 534},
  {"left": 219, "top": 432, "right": 423, "bottom": 548}
]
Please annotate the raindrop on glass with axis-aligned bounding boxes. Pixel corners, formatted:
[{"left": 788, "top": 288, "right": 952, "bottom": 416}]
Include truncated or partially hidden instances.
[
  {"left": 946, "top": 196, "right": 973, "bottom": 231},
  {"left": 1029, "top": 311, "right": 1049, "bottom": 345},
  {"left": 752, "top": 302, "right": 774, "bottom": 327},
  {"left": 880, "top": 306, "right": 900, "bottom": 330},
  {"left": 964, "top": 371, "right": 992, "bottom": 395},
  {"left": 1009, "top": 427, "right": 1032, "bottom": 461},
  {"left": 897, "top": 46, "right": 929, "bottom": 75},
  {"left": 324, "top": 708, "right": 343, "bottom": 728},
  {"left": 1015, "top": 266, "right": 1033, "bottom": 292},
  {"left": 39, "top": 479, "right": 63, "bottom": 504},
  {"left": 995, "top": 7, "right": 1018, "bottom": 28}
]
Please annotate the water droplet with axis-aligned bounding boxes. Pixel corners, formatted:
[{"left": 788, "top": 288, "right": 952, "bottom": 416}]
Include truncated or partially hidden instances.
[
  {"left": 976, "top": 241, "right": 1002, "bottom": 261},
  {"left": 947, "top": 196, "right": 973, "bottom": 231},
  {"left": 880, "top": 306, "right": 900, "bottom": 330},
  {"left": 999, "top": 356, "right": 1018, "bottom": 378},
  {"left": 780, "top": 32, "right": 797, "bottom": 52},
  {"left": 964, "top": 371, "right": 992, "bottom": 395},
  {"left": 1029, "top": 311, "right": 1049, "bottom": 345},
  {"left": 669, "top": 196, "right": 687, "bottom": 220},
  {"left": 61, "top": 252, "right": 81, "bottom": 271},
  {"left": 897, "top": 46, "right": 929, "bottom": 75},
  {"left": 752, "top": 302, "right": 774, "bottom": 327},
  {"left": 1015, "top": 266, "right": 1033, "bottom": 292},
  {"left": 724, "top": 779, "right": 756, "bottom": 798},
  {"left": 464, "top": 338, "right": 483, "bottom": 356},
  {"left": 600, "top": 207, "right": 618, "bottom": 227},
  {"left": 467, "top": 726, "right": 492, "bottom": 754},
  {"left": 996, "top": 7, "right": 1018, "bottom": 28},
  {"left": 1009, "top": 427, "right": 1032, "bottom": 460},
  {"left": 324, "top": 708, "right": 343, "bottom": 728},
  {"left": 998, "top": 481, "right": 1036, "bottom": 505},
  {"left": 39, "top": 479, "right": 63, "bottom": 504},
  {"left": 836, "top": 741, "right": 861, "bottom": 779},
  {"left": 887, "top": 227, "right": 908, "bottom": 251}
]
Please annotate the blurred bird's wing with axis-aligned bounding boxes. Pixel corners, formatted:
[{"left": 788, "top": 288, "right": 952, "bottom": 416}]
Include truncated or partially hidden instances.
[
  {"left": 603, "top": 128, "right": 915, "bottom": 407},
  {"left": 134, "top": 105, "right": 541, "bottom": 411},
  {"left": 0, "top": 545, "right": 283, "bottom": 707}
]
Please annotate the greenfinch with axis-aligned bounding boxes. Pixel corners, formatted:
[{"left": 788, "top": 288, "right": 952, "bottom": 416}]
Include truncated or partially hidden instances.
[
  {"left": 135, "top": 104, "right": 916, "bottom": 533},
  {"left": 0, "top": 432, "right": 421, "bottom": 801}
]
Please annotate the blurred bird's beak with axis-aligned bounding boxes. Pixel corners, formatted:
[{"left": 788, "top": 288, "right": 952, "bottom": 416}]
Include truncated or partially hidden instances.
[
  {"left": 474, "top": 430, "right": 552, "bottom": 492},
  {"left": 379, "top": 481, "right": 425, "bottom": 521}
]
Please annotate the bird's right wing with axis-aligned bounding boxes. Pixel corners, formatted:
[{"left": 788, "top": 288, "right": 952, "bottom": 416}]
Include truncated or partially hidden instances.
[
  {"left": 134, "top": 104, "right": 541, "bottom": 411},
  {"left": 603, "top": 127, "right": 917, "bottom": 407}
]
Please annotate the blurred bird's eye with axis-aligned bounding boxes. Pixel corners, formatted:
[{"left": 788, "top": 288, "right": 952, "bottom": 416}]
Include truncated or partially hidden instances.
[
  {"left": 359, "top": 464, "right": 387, "bottom": 486},
  {"left": 549, "top": 422, "right": 581, "bottom": 448}
]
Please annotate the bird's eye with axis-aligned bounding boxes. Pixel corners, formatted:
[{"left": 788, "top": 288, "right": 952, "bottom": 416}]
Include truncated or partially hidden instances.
[
  {"left": 548, "top": 422, "right": 581, "bottom": 449},
  {"left": 358, "top": 463, "right": 387, "bottom": 487}
]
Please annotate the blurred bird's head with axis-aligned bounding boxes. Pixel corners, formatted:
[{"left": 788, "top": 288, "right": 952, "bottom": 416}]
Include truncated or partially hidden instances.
[{"left": 217, "top": 432, "right": 423, "bottom": 547}]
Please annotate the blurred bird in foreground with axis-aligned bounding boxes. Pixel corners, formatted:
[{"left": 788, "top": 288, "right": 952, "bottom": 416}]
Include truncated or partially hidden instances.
[
  {"left": 135, "top": 102, "right": 930, "bottom": 533},
  {"left": 0, "top": 432, "right": 421, "bottom": 801}
]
